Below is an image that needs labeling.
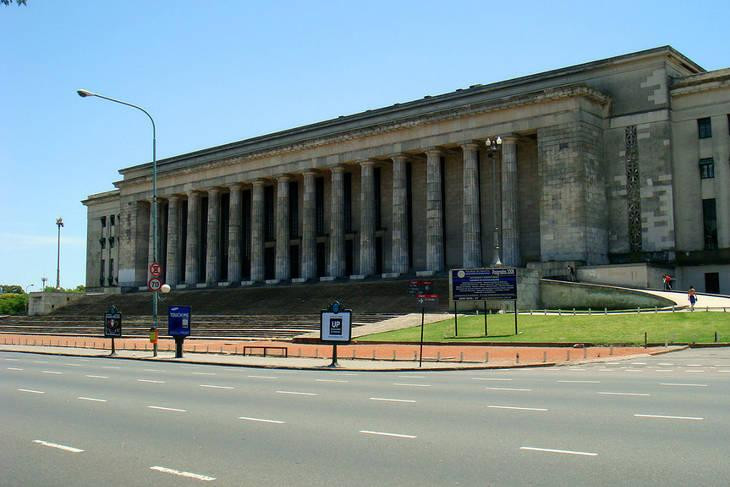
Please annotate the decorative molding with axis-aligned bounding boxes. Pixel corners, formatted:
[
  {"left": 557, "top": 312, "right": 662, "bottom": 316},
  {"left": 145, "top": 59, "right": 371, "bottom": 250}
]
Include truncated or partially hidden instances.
[{"left": 624, "top": 125, "right": 642, "bottom": 253}]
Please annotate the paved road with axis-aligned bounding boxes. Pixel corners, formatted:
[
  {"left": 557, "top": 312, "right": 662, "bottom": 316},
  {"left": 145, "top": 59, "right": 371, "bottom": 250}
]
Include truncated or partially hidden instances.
[{"left": 2, "top": 348, "right": 729, "bottom": 486}]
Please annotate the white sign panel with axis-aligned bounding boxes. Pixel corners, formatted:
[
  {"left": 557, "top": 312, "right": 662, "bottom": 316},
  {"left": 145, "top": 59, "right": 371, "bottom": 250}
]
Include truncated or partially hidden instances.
[{"left": 320, "top": 311, "right": 352, "bottom": 343}]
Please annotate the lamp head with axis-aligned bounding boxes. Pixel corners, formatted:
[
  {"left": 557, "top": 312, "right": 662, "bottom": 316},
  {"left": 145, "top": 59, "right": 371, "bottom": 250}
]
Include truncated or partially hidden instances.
[
  {"left": 56, "top": 217, "right": 64, "bottom": 227},
  {"left": 496, "top": 136, "right": 502, "bottom": 145},
  {"left": 77, "top": 89, "right": 95, "bottom": 98}
]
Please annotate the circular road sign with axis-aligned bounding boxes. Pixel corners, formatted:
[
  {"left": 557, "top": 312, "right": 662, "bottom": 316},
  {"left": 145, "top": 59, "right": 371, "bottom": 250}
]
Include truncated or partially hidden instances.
[
  {"left": 148, "top": 277, "right": 162, "bottom": 292},
  {"left": 149, "top": 262, "right": 162, "bottom": 277}
]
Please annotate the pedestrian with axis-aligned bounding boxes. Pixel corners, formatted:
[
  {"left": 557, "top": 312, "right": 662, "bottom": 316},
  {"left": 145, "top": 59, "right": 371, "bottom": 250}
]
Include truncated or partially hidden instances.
[
  {"left": 688, "top": 286, "right": 697, "bottom": 311},
  {"left": 567, "top": 265, "right": 576, "bottom": 282},
  {"left": 663, "top": 273, "right": 673, "bottom": 291}
]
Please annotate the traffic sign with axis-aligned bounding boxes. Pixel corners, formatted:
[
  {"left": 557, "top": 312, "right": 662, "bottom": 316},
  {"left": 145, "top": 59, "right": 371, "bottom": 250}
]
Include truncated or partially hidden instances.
[
  {"left": 148, "top": 277, "right": 162, "bottom": 292},
  {"left": 416, "top": 293, "right": 440, "bottom": 306},
  {"left": 149, "top": 262, "right": 162, "bottom": 277},
  {"left": 320, "top": 302, "right": 352, "bottom": 343},
  {"left": 408, "top": 280, "right": 433, "bottom": 295}
]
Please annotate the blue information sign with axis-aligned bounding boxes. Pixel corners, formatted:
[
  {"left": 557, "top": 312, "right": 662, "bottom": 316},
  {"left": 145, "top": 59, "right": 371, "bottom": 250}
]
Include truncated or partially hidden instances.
[
  {"left": 167, "top": 305, "right": 191, "bottom": 337},
  {"left": 451, "top": 268, "right": 517, "bottom": 301}
]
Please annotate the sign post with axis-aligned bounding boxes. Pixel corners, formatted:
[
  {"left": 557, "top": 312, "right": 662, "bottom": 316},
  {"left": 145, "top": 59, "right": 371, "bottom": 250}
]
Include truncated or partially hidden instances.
[
  {"left": 168, "top": 305, "right": 191, "bottom": 358},
  {"left": 148, "top": 262, "right": 163, "bottom": 357},
  {"left": 411, "top": 281, "right": 439, "bottom": 367},
  {"left": 103, "top": 305, "right": 122, "bottom": 356},
  {"left": 320, "top": 301, "right": 352, "bottom": 368},
  {"left": 451, "top": 268, "right": 518, "bottom": 336}
]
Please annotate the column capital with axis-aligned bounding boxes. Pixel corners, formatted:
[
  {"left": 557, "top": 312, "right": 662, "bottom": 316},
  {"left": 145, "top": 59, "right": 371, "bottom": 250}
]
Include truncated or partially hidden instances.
[
  {"left": 329, "top": 165, "right": 346, "bottom": 174},
  {"left": 302, "top": 170, "right": 318, "bottom": 177},
  {"left": 275, "top": 174, "right": 291, "bottom": 183},
  {"left": 358, "top": 159, "right": 376, "bottom": 167},
  {"left": 390, "top": 154, "right": 408, "bottom": 163},
  {"left": 425, "top": 147, "right": 442, "bottom": 158},
  {"left": 228, "top": 182, "right": 243, "bottom": 191},
  {"left": 460, "top": 141, "right": 480, "bottom": 151},
  {"left": 186, "top": 189, "right": 201, "bottom": 198},
  {"left": 500, "top": 134, "right": 519, "bottom": 145},
  {"left": 207, "top": 187, "right": 221, "bottom": 196},
  {"left": 167, "top": 194, "right": 181, "bottom": 203},
  {"left": 251, "top": 179, "right": 266, "bottom": 188}
]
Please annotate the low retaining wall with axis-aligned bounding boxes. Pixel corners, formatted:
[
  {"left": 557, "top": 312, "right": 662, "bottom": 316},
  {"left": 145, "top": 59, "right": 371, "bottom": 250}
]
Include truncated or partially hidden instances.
[{"left": 540, "top": 279, "right": 674, "bottom": 309}]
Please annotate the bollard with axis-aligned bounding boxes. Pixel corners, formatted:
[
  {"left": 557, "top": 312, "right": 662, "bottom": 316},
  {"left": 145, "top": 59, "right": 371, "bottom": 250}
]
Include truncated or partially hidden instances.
[
  {"left": 206, "top": 344, "right": 209, "bottom": 353},
  {"left": 413, "top": 351, "right": 417, "bottom": 361},
  {"left": 588, "top": 308, "right": 591, "bottom": 316},
  {"left": 672, "top": 306, "right": 675, "bottom": 313},
  {"left": 530, "top": 309, "right": 533, "bottom": 315},
  {"left": 544, "top": 309, "right": 547, "bottom": 316},
  {"left": 372, "top": 350, "right": 376, "bottom": 360},
  {"left": 558, "top": 309, "right": 562, "bottom": 316},
  {"left": 543, "top": 351, "right": 547, "bottom": 363},
  {"left": 654, "top": 306, "right": 658, "bottom": 313},
  {"left": 706, "top": 306, "right": 709, "bottom": 313},
  {"left": 460, "top": 352, "right": 464, "bottom": 363},
  {"left": 353, "top": 349, "right": 357, "bottom": 360},
  {"left": 485, "top": 351, "right": 489, "bottom": 363},
  {"left": 516, "top": 352, "right": 519, "bottom": 364},
  {"left": 314, "top": 347, "right": 319, "bottom": 358},
  {"left": 566, "top": 349, "right": 570, "bottom": 361},
  {"left": 637, "top": 307, "right": 640, "bottom": 315},
  {"left": 715, "top": 331, "right": 718, "bottom": 343},
  {"left": 583, "top": 347, "right": 587, "bottom": 359},
  {"left": 644, "top": 332, "right": 648, "bottom": 348},
  {"left": 572, "top": 308, "right": 576, "bottom": 316},
  {"left": 437, "top": 351, "right": 441, "bottom": 362},
  {"left": 392, "top": 351, "right": 396, "bottom": 361},
  {"left": 609, "top": 346, "right": 614, "bottom": 356}
]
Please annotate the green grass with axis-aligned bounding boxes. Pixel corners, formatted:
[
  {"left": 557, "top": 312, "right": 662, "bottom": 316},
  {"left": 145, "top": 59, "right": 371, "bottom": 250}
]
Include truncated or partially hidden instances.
[
  {"left": 0, "top": 293, "right": 27, "bottom": 315},
  {"left": 357, "top": 312, "right": 730, "bottom": 345}
]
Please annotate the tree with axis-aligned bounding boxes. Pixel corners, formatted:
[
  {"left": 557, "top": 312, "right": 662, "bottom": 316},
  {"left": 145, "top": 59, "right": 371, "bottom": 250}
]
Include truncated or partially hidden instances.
[{"left": 1, "top": 1, "right": 28, "bottom": 5}]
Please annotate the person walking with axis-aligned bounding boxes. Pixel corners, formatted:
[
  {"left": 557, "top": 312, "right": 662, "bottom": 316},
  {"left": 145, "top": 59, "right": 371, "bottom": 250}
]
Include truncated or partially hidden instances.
[
  {"left": 688, "top": 286, "right": 698, "bottom": 311},
  {"left": 663, "top": 273, "right": 673, "bottom": 291}
]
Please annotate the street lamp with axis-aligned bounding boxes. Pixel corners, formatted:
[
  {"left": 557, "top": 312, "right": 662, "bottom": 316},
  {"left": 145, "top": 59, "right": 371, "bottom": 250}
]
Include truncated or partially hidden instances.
[
  {"left": 485, "top": 137, "right": 503, "bottom": 266},
  {"left": 25, "top": 284, "right": 34, "bottom": 315},
  {"left": 56, "top": 217, "right": 64, "bottom": 288},
  {"left": 41, "top": 277, "right": 48, "bottom": 291},
  {"left": 78, "top": 89, "right": 159, "bottom": 356}
]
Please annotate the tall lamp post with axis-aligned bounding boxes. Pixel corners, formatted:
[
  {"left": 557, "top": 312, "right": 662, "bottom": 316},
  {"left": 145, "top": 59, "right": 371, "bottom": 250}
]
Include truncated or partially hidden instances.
[
  {"left": 25, "top": 284, "right": 34, "bottom": 315},
  {"left": 77, "top": 89, "right": 159, "bottom": 355},
  {"left": 485, "top": 137, "right": 503, "bottom": 266},
  {"left": 55, "top": 217, "right": 64, "bottom": 288}
]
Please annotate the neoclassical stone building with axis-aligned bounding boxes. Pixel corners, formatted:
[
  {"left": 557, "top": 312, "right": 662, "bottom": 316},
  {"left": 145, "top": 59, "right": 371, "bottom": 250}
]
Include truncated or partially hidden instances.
[{"left": 83, "top": 46, "right": 730, "bottom": 294}]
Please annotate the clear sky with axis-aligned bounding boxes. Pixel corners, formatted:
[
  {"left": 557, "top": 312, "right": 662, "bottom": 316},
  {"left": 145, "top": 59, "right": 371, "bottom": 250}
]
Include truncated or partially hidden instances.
[{"left": 2, "top": 0, "right": 729, "bottom": 289}]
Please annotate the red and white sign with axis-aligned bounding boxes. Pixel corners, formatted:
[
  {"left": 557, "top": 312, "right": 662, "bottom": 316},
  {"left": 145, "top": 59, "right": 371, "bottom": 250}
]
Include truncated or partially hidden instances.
[
  {"left": 149, "top": 262, "right": 162, "bottom": 277},
  {"left": 148, "top": 277, "right": 162, "bottom": 292}
]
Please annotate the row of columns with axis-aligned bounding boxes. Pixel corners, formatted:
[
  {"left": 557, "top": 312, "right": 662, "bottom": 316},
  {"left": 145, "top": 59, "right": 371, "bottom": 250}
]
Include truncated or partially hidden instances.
[{"left": 151, "top": 138, "right": 520, "bottom": 287}]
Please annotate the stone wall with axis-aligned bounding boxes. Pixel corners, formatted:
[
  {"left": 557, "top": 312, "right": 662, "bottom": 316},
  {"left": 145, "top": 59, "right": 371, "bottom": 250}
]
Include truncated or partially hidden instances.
[{"left": 540, "top": 279, "right": 675, "bottom": 310}]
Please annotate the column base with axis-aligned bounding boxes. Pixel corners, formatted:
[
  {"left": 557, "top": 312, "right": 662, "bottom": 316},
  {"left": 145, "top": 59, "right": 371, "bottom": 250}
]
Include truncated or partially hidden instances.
[
  {"left": 217, "top": 281, "right": 230, "bottom": 287},
  {"left": 265, "top": 279, "right": 280, "bottom": 285},
  {"left": 291, "top": 278, "right": 308, "bottom": 284},
  {"left": 240, "top": 280, "right": 256, "bottom": 287},
  {"left": 416, "top": 270, "right": 437, "bottom": 277},
  {"left": 195, "top": 283, "right": 208, "bottom": 289},
  {"left": 175, "top": 284, "right": 188, "bottom": 290},
  {"left": 137, "top": 286, "right": 148, "bottom": 292},
  {"left": 381, "top": 272, "right": 400, "bottom": 279},
  {"left": 349, "top": 274, "right": 367, "bottom": 280},
  {"left": 319, "top": 276, "right": 336, "bottom": 282}
]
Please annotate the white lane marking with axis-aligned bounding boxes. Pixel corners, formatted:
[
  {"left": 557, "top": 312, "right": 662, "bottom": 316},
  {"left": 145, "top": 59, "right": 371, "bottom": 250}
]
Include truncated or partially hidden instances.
[
  {"left": 86, "top": 375, "right": 108, "bottom": 379},
  {"left": 397, "top": 375, "right": 425, "bottom": 379},
  {"left": 657, "top": 363, "right": 674, "bottom": 366},
  {"left": 634, "top": 414, "right": 704, "bottom": 421},
  {"left": 316, "top": 379, "right": 349, "bottom": 383},
  {"left": 33, "top": 440, "right": 84, "bottom": 453},
  {"left": 137, "top": 379, "right": 165, "bottom": 384},
  {"left": 79, "top": 359, "right": 91, "bottom": 362},
  {"left": 370, "top": 397, "right": 416, "bottom": 403},
  {"left": 247, "top": 375, "right": 277, "bottom": 379},
  {"left": 685, "top": 370, "right": 705, "bottom": 373},
  {"left": 341, "top": 373, "right": 359, "bottom": 376},
  {"left": 276, "top": 390, "right": 317, "bottom": 396},
  {"left": 557, "top": 380, "right": 600, "bottom": 384},
  {"left": 18, "top": 388, "right": 45, "bottom": 394},
  {"left": 660, "top": 383, "right": 708, "bottom": 387},
  {"left": 102, "top": 366, "right": 120, "bottom": 369},
  {"left": 488, "top": 405, "right": 548, "bottom": 412},
  {"left": 33, "top": 361, "right": 48, "bottom": 364},
  {"left": 42, "top": 370, "right": 63, "bottom": 375},
  {"left": 569, "top": 368, "right": 586, "bottom": 371},
  {"left": 199, "top": 384, "right": 234, "bottom": 390},
  {"left": 191, "top": 372, "right": 216, "bottom": 376},
  {"left": 7, "top": 367, "right": 24, "bottom": 371},
  {"left": 625, "top": 369, "right": 642, "bottom": 372},
  {"left": 686, "top": 364, "right": 703, "bottom": 367},
  {"left": 63, "top": 363, "right": 82, "bottom": 367},
  {"left": 360, "top": 430, "right": 416, "bottom": 439},
  {"left": 520, "top": 446, "right": 597, "bottom": 457},
  {"left": 143, "top": 369, "right": 163, "bottom": 372},
  {"left": 393, "top": 383, "right": 432, "bottom": 387},
  {"left": 598, "top": 369, "right": 614, "bottom": 372},
  {"left": 238, "top": 416, "right": 285, "bottom": 424},
  {"left": 598, "top": 392, "right": 650, "bottom": 397},
  {"left": 77, "top": 397, "right": 107, "bottom": 402},
  {"left": 654, "top": 369, "right": 673, "bottom": 372},
  {"left": 485, "top": 387, "right": 532, "bottom": 392},
  {"left": 472, "top": 377, "right": 513, "bottom": 381},
  {"left": 718, "top": 370, "right": 730, "bottom": 373},
  {"left": 150, "top": 466, "right": 215, "bottom": 481},
  {"left": 630, "top": 362, "right": 647, "bottom": 365},
  {"left": 4, "top": 358, "right": 20, "bottom": 361},
  {"left": 147, "top": 406, "right": 186, "bottom": 412}
]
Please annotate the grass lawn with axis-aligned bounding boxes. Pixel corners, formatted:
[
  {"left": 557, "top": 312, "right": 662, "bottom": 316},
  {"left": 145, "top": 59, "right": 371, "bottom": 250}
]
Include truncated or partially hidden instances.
[{"left": 357, "top": 311, "right": 730, "bottom": 345}]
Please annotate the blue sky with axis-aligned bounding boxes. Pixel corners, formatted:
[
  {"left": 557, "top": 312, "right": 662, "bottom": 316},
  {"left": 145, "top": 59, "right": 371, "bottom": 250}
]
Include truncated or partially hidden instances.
[{"left": 2, "top": 0, "right": 729, "bottom": 289}]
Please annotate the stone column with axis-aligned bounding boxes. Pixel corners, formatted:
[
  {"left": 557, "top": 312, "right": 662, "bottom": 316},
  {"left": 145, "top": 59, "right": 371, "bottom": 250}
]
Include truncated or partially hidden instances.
[
  {"left": 462, "top": 142, "right": 482, "bottom": 268},
  {"left": 301, "top": 171, "right": 317, "bottom": 280},
  {"left": 329, "top": 166, "right": 345, "bottom": 278},
  {"left": 250, "top": 180, "right": 265, "bottom": 282},
  {"left": 501, "top": 136, "right": 520, "bottom": 266},
  {"left": 185, "top": 191, "right": 200, "bottom": 285},
  {"left": 165, "top": 196, "right": 180, "bottom": 286},
  {"left": 391, "top": 155, "right": 409, "bottom": 274},
  {"left": 227, "top": 183, "right": 242, "bottom": 283},
  {"left": 426, "top": 148, "right": 444, "bottom": 272},
  {"left": 359, "top": 160, "right": 376, "bottom": 276},
  {"left": 205, "top": 188, "right": 221, "bottom": 285},
  {"left": 275, "top": 175, "right": 291, "bottom": 281}
]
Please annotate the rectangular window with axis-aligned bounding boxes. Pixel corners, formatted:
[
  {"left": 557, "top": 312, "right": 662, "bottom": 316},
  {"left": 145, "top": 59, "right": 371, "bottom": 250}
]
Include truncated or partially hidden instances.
[
  {"left": 315, "top": 177, "right": 325, "bottom": 235},
  {"left": 344, "top": 172, "right": 353, "bottom": 233},
  {"left": 699, "top": 158, "right": 715, "bottom": 179},
  {"left": 705, "top": 272, "right": 720, "bottom": 294},
  {"left": 289, "top": 180, "right": 299, "bottom": 238},
  {"left": 374, "top": 166, "right": 382, "bottom": 230},
  {"left": 99, "top": 237, "right": 106, "bottom": 249},
  {"left": 101, "top": 216, "right": 106, "bottom": 228},
  {"left": 110, "top": 214, "right": 115, "bottom": 226},
  {"left": 698, "top": 117, "right": 712, "bottom": 139},
  {"left": 108, "top": 259, "right": 114, "bottom": 286},
  {"left": 702, "top": 198, "right": 718, "bottom": 250},
  {"left": 99, "top": 258, "right": 105, "bottom": 286}
]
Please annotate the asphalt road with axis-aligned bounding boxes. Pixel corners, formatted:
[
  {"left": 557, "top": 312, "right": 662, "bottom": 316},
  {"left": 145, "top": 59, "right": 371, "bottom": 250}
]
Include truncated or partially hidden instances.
[{"left": 2, "top": 348, "right": 729, "bottom": 486}]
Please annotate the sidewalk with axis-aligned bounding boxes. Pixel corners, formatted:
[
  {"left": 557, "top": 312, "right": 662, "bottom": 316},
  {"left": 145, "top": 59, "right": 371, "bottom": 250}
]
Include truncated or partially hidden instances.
[{"left": 0, "top": 334, "right": 681, "bottom": 371}]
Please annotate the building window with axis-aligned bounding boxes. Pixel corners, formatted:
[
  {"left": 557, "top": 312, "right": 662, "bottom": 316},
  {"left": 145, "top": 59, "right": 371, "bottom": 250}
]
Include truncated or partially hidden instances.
[
  {"left": 315, "top": 177, "right": 325, "bottom": 236},
  {"left": 101, "top": 216, "right": 106, "bottom": 228},
  {"left": 108, "top": 259, "right": 114, "bottom": 286},
  {"left": 702, "top": 198, "right": 718, "bottom": 250},
  {"left": 100, "top": 258, "right": 105, "bottom": 286},
  {"left": 699, "top": 158, "right": 715, "bottom": 179},
  {"left": 99, "top": 237, "right": 106, "bottom": 249},
  {"left": 698, "top": 117, "right": 712, "bottom": 139},
  {"left": 109, "top": 236, "right": 115, "bottom": 248},
  {"left": 343, "top": 172, "right": 353, "bottom": 233},
  {"left": 110, "top": 214, "right": 115, "bottom": 226}
]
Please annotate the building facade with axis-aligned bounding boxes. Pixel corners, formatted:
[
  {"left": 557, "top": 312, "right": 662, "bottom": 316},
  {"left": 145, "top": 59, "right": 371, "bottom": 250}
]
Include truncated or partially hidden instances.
[{"left": 83, "top": 46, "right": 730, "bottom": 294}]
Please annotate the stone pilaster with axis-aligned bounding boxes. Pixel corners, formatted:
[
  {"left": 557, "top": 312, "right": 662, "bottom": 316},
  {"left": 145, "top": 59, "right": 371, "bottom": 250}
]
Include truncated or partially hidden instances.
[
  {"left": 329, "top": 166, "right": 345, "bottom": 278},
  {"left": 359, "top": 160, "right": 376, "bottom": 276},
  {"left": 275, "top": 175, "right": 290, "bottom": 281},
  {"left": 501, "top": 136, "right": 520, "bottom": 266},
  {"left": 205, "top": 188, "right": 220, "bottom": 285},
  {"left": 391, "top": 155, "right": 409, "bottom": 274},
  {"left": 185, "top": 191, "right": 200, "bottom": 285},
  {"left": 250, "top": 180, "right": 265, "bottom": 282},
  {"left": 227, "top": 184, "right": 242, "bottom": 283},
  {"left": 426, "top": 148, "right": 444, "bottom": 272},
  {"left": 165, "top": 196, "right": 180, "bottom": 286},
  {"left": 461, "top": 142, "right": 482, "bottom": 268},
  {"left": 301, "top": 171, "right": 317, "bottom": 280}
]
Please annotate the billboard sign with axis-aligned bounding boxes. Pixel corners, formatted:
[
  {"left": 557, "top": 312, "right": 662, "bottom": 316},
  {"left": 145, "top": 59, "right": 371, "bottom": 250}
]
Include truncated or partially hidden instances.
[
  {"left": 168, "top": 305, "right": 192, "bottom": 337},
  {"left": 451, "top": 267, "right": 517, "bottom": 301}
]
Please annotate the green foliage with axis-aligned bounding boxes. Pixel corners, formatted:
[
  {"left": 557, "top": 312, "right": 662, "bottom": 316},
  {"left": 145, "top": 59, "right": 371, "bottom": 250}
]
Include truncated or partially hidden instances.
[
  {"left": 0, "top": 284, "right": 23, "bottom": 294},
  {"left": 0, "top": 294, "right": 27, "bottom": 315},
  {"left": 42, "top": 285, "right": 85, "bottom": 293},
  {"left": 1, "top": 0, "right": 28, "bottom": 5}
]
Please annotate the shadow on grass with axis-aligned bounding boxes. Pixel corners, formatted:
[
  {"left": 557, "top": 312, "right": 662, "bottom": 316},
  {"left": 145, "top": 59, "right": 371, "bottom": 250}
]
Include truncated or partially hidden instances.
[{"left": 443, "top": 334, "right": 515, "bottom": 340}]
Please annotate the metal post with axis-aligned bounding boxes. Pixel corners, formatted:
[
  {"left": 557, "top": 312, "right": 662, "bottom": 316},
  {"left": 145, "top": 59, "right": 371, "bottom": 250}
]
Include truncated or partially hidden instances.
[
  {"left": 110, "top": 337, "right": 116, "bottom": 356},
  {"left": 514, "top": 299, "right": 518, "bottom": 335},
  {"left": 55, "top": 217, "right": 63, "bottom": 289},
  {"left": 329, "top": 344, "right": 338, "bottom": 368},
  {"left": 419, "top": 306, "right": 425, "bottom": 367},
  {"left": 483, "top": 300, "right": 488, "bottom": 337},
  {"left": 453, "top": 301, "right": 458, "bottom": 336}
]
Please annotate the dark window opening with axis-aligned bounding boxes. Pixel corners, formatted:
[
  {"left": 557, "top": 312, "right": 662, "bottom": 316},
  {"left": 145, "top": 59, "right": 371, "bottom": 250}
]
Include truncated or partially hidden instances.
[
  {"left": 315, "top": 177, "right": 325, "bottom": 235},
  {"left": 220, "top": 192, "right": 230, "bottom": 281},
  {"left": 109, "top": 237, "right": 114, "bottom": 248},
  {"left": 110, "top": 215, "right": 115, "bottom": 226},
  {"left": 406, "top": 162, "right": 413, "bottom": 269},
  {"left": 99, "top": 258, "right": 105, "bottom": 287},
  {"left": 289, "top": 180, "right": 299, "bottom": 238},
  {"left": 99, "top": 238, "right": 106, "bottom": 249},
  {"left": 108, "top": 259, "right": 114, "bottom": 286},
  {"left": 344, "top": 172, "right": 353, "bottom": 233},
  {"left": 374, "top": 166, "right": 382, "bottom": 230},
  {"left": 375, "top": 236, "right": 383, "bottom": 274},
  {"left": 290, "top": 245, "right": 300, "bottom": 279},
  {"left": 242, "top": 190, "right": 251, "bottom": 279},
  {"left": 101, "top": 216, "right": 106, "bottom": 228},
  {"left": 264, "top": 186, "right": 275, "bottom": 241},
  {"left": 345, "top": 239, "right": 354, "bottom": 276},
  {"left": 698, "top": 117, "right": 712, "bottom": 139},
  {"left": 199, "top": 197, "right": 208, "bottom": 282},
  {"left": 316, "top": 242, "right": 326, "bottom": 278},
  {"left": 705, "top": 272, "right": 720, "bottom": 294},
  {"left": 264, "top": 247, "right": 275, "bottom": 280},
  {"left": 699, "top": 158, "right": 715, "bottom": 179},
  {"left": 703, "top": 198, "right": 718, "bottom": 250}
]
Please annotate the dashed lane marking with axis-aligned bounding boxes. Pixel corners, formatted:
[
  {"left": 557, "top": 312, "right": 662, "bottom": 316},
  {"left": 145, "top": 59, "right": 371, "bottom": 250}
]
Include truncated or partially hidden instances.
[
  {"left": 557, "top": 380, "right": 600, "bottom": 384},
  {"left": 360, "top": 430, "right": 416, "bottom": 439},
  {"left": 238, "top": 416, "right": 285, "bottom": 424},
  {"left": 42, "top": 371, "right": 63, "bottom": 375},
  {"left": 147, "top": 406, "right": 186, "bottom": 412},
  {"left": 686, "top": 364, "right": 703, "bottom": 367},
  {"left": 634, "top": 414, "right": 704, "bottom": 421},
  {"left": 143, "top": 369, "right": 163, "bottom": 373},
  {"left": 397, "top": 375, "right": 425, "bottom": 379},
  {"left": 191, "top": 372, "right": 216, "bottom": 376},
  {"left": 7, "top": 367, "right": 23, "bottom": 371},
  {"left": 4, "top": 358, "right": 19, "bottom": 361},
  {"left": 18, "top": 388, "right": 44, "bottom": 394},
  {"left": 520, "top": 447, "right": 597, "bottom": 456},
  {"left": 598, "top": 392, "right": 650, "bottom": 397},
  {"left": 78, "top": 397, "right": 107, "bottom": 402},
  {"left": 33, "top": 440, "right": 84, "bottom": 453},
  {"left": 137, "top": 379, "right": 165, "bottom": 384},
  {"left": 685, "top": 370, "right": 705, "bottom": 373},
  {"left": 488, "top": 405, "right": 548, "bottom": 412},
  {"left": 63, "top": 363, "right": 82, "bottom": 367},
  {"left": 86, "top": 375, "right": 108, "bottom": 379},
  {"left": 485, "top": 387, "right": 532, "bottom": 392},
  {"left": 316, "top": 379, "right": 349, "bottom": 383},
  {"left": 150, "top": 466, "right": 215, "bottom": 481},
  {"left": 657, "top": 363, "right": 674, "bottom": 366},
  {"left": 247, "top": 375, "right": 278, "bottom": 379},
  {"left": 472, "top": 377, "right": 513, "bottom": 381},
  {"left": 393, "top": 383, "right": 432, "bottom": 387},
  {"left": 102, "top": 366, "right": 120, "bottom": 369},
  {"left": 660, "top": 383, "right": 708, "bottom": 387},
  {"left": 625, "top": 369, "right": 642, "bottom": 372},
  {"left": 369, "top": 397, "right": 416, "bottom": 403},
  {"left": 199, "top": 384, "right": 234, "bottom": 390},
  {"left": 275, "top": 390, "right": 317, "bottom": 396},
  {"left": 654, "top": 369, "right": 673, "bottom": 372}
]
